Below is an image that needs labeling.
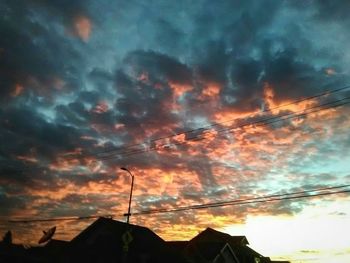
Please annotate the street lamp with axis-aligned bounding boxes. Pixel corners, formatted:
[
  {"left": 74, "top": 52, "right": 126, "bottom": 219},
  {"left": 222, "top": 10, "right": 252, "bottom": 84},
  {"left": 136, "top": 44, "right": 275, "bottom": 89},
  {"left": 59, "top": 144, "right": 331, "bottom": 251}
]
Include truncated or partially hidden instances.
[{"left": 120, "top": 167, "right": 134, "bottom": 224}]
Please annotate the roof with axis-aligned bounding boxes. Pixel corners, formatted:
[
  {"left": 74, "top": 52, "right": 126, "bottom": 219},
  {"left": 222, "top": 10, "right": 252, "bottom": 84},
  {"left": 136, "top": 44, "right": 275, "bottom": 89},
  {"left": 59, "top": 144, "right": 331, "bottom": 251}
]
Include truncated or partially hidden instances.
[
  {"left": 184, "top": 228, "right": 273, "bottom": 263},
  {"left": 190, "top": 227, "right": 249, "bottom": 246},
  {"left": 230, "top": 244, "right": 267, "bottom": 263},
  {"left": 71, "top": 217, "right": 163, "bottom": 243},
  {"left": 167, "top": 228, "right": 247, "bottom": 263},
  {"left": 68, "top": 217, "right": 188, "bottom": 263}
]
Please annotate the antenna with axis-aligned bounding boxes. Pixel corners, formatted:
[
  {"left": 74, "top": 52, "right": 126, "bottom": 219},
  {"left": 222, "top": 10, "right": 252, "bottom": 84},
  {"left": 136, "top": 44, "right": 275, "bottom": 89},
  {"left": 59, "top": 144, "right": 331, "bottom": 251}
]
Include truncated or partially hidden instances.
[{"left": 38, "top": 226, "right": 56, "bottom": 244}]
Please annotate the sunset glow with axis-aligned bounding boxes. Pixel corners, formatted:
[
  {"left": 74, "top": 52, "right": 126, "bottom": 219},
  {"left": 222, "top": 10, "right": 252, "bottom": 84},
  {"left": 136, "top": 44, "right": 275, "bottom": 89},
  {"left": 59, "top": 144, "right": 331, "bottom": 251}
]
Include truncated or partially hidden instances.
[
  {"left": 1, "top": 1, "right": 350, "bottom": 262},
  {"left": 74, "top": 16, "right": 92, "bottom": 41}
]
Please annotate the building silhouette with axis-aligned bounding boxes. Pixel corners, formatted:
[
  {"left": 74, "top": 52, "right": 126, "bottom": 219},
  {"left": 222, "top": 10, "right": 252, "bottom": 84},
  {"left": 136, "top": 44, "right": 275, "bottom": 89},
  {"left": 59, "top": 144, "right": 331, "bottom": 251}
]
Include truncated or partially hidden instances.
[{"left": 0, "top": 217, "right": 290, "bottom": 263}]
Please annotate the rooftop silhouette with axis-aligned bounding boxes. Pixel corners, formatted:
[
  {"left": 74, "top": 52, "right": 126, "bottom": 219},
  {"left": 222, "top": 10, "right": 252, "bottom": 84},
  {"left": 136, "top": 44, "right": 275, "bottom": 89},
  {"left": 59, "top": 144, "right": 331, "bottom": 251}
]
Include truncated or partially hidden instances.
[{"left": 0, "top": 217, "right": 290, "bottom": 263}]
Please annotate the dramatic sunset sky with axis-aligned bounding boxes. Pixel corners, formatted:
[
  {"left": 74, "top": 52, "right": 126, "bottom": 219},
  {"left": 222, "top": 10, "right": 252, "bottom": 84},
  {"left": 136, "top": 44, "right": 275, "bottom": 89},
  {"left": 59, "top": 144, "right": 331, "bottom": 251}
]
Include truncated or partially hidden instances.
[{"left": 1, "top": 1, "right": 350, "bottom": 262}]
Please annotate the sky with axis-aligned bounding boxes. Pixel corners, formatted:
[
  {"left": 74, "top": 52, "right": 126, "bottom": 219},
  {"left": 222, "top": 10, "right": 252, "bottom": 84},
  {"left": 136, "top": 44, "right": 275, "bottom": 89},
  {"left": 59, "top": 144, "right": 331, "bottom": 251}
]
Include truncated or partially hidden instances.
[{"left": 0, "top": 0, "right": 350, "bottom": 262}]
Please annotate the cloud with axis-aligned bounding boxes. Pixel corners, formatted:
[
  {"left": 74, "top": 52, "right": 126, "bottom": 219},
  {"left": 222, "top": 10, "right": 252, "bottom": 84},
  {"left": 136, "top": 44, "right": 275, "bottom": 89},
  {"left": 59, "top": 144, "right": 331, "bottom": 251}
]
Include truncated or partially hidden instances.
[
  {"left": 312, "top": 0, "right": 350, "bottom": 23},
  {"left": 72, "top": 15, "right": 92, "bottom": 41},
  {"left": 0, "top": 0, "right": 87, "bottom": 102},
  {"left": 0, "top": 193, "right": 27, "bottom": 215},
  {"left": 0, "top": 1, "right": 350, "bottom": 251}
]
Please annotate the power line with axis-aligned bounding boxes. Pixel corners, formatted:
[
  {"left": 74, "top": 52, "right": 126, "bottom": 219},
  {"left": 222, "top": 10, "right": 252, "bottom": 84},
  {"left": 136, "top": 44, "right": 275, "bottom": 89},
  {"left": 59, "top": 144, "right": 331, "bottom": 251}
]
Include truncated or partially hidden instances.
[
  {"left": 214, "top": 96, "right": 350, "bottom": 137},
  {"left": 3, "top": 95, "right": 350, "bottom": 173},
  {"left": 132, "top": 184, "right": 350, "bottom": 215},
  {"left": 6, "top": 215, "right": 113, "bottom": 223},
  {"left": 96, "top": 96, "right": 350, "bottom": 159},
  {"left": 94, "top": 96, "right": 350, "bottom": 160},
  {"left": 3, "top": 184, "right": 350, "bottom": 223},
  {"left": 135, "top": 189, "right": 350, "bottom": 215},
  {"left": 4, "top": 86, "right": 350, "bottom": 167},
  {"left": 70, "top": 85, "right": 350, "bottom": 160}
]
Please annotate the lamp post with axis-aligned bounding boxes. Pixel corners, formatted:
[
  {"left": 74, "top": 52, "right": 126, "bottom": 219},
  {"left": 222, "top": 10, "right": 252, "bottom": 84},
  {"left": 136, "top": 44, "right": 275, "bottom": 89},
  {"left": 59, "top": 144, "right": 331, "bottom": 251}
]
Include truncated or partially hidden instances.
[{"left": 120, "top": 167, "right": 134, "bottom": 224}]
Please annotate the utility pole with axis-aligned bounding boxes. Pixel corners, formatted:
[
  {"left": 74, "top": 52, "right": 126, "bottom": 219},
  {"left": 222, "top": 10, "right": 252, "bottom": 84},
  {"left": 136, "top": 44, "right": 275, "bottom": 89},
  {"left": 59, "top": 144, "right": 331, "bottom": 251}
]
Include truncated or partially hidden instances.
[{"left": 120, "top": 167, "right": 134, "bottom": 224}]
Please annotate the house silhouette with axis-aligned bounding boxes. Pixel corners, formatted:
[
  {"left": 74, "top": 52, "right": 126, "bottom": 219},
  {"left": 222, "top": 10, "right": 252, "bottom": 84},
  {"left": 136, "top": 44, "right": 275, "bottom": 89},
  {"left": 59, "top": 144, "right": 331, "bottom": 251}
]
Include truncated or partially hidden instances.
[
  {"left": 65, "top": 217, "right": 187, "bottom": 263},
  {"left": 0, "top": 217, "right": 290, "bottom": 263},
  {"left": 168, "top": 227, "right": 289, "bottom": 263}
]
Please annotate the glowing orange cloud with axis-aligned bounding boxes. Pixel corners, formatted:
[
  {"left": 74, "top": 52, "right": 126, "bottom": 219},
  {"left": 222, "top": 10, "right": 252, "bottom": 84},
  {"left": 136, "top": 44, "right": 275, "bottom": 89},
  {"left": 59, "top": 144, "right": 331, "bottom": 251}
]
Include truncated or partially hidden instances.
[
  {"left": 49, "top": 157, "right": 80, "bottom": 172},
  {"left": 74, "top": 16, "right": 92, "bottom": 41},
  {"left": 169, "top": 82, "right": 193, "bottom": 97},
  {"left": 263, "top": 82, "right": 317, "bottom": 114},
  {"left": 213, "top": 108, "right": 259, "bottom": 127},
  {"left": 11, "top": 84, "right": 24, "bottom": 97},
  {"left": 92, "top": 101, "right": 109, "bottom": 114},
  {"left": 16, "top": 155, "right": 38, "bottom": 163},
  {"left": 198, "top": 83, "right": 221, "bottom": 101}
]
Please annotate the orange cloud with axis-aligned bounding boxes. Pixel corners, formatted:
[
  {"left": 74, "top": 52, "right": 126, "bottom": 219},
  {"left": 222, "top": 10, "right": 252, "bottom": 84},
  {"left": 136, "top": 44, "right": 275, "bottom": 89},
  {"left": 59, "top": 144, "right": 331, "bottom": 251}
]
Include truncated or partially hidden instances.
[
  {"left": 11, "top": 84, "right": 24, "bottom": 97},
  {"left": 16, "top": 155, "right": 38, "bottom": 163},
  {"left": 198, "top": 83, "right": 221, "bottom": 101},
  {"left": 169, "top": 82, "right": 193, "bottom": 98},
  {"left": 213, "top": 109, "right": 259, "bottom": 127},
  {"left": 49, "top": 157, "right": 80, "bottom": 172},
  {"left": 263, "top": 82, "right": 317, "bottom": 114},
  {"left": 74, "top": 16, "right": 92, "bottom": 41},
  {"left": 4, "top": 91, "right": 350, "bottom": 252},
  {"left": 92, "top": 101, "right": 109, "bottom": 114}
]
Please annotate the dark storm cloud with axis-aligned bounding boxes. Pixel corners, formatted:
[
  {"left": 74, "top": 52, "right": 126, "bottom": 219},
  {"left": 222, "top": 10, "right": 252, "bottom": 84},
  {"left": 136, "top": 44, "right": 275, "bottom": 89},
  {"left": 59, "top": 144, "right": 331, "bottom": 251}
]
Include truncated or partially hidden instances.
[
  {"left": 223, "top": 57, "right": 263, "bottom": 111},
  {"left": 3, "top": 0, "right": 91, "bottom": 27},
  {"left": 111, "top": 50, "right": 194, "bottom": 142},
  {"left": 33, "top": 0, "right": 89, "bottom": 18},
  {"left": 195, "top": 41, "right": 230, "bottom": 85},
  {"left": 187, "top": 0, "right": 282, "bottom": 84},
  {"left": 0, "top": 106, "right": 80, "bottom": 153},
  {"left": 152, "top": 18, "right": 185, "bottom": 54},
  {"left": 0, "top": 164, "right": 43, "bottom": 189},
  {"left": 34, "top": 193, "right": 118, "bottom": 217},
  {"left": 0, "top": 104, "right": 99, "bottom": 195},
  {"left": 313, "top": 0, "right": 350, "bottom": 23},
  {"left": 184, "top": 1, "right": 348, "bottom": 113},
  {"left": 59, "top": 172, "right": 118, "bottom": 188},
  {"left": 55, "top": 102, "right": 89, "bottom": 127},
  {"left": 188, "top": 0, "right": 281, "bottom": 48},
  {"left": 261, "top": 47, "right": 343, "bottom": 102},
  {"left": 78, "top": 90, "right": 103, "bottom": 105},
  {"left": 123, "top": 50, "right": 192, "bottom": 85},
  {"left": 0, "top": 0, "right": 86, "bottom": 101},
  {"left": 0, "top": 193, "right": 27, "bottom": 214},
  {"left": 88, "top": 68, "right": 114, "bottom": 94},
  {"left": 55, "top": 99, "right": 116, "bottom": 136}
]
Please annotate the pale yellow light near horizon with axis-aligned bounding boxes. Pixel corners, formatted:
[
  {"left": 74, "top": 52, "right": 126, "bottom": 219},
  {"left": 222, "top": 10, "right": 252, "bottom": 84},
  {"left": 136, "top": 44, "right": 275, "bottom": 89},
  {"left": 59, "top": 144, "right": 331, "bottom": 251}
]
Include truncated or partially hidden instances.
[{"left": 223, "top": 199, "right": 350, "bottom": 263}]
